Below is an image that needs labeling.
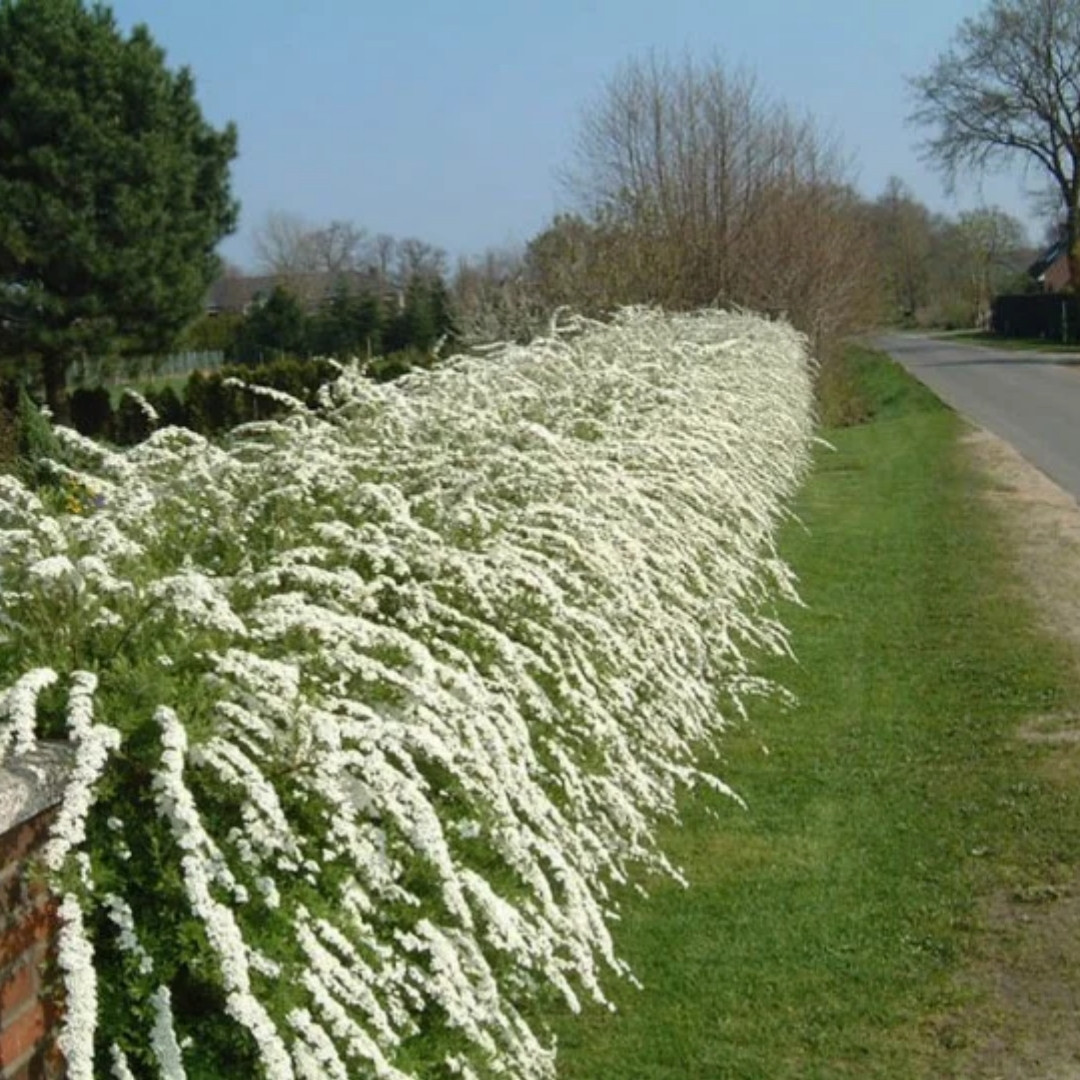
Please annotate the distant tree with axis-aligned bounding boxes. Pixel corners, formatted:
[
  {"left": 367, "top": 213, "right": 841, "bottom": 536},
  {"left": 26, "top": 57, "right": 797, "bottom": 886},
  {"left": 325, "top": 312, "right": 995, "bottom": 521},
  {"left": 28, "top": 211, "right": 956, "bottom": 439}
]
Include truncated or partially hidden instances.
[
  {"left": 525, "top": 213, "right": 625, "bottom": 313},
  {"left": 180, "top": 311, "right": 242, "bottom": 353},
  {"left": 254, "top": 212, "right": 370, "bottom": 275},
  {"left": 557, "top": 53, "right": 878, "bottom": 346},
  {"left": 352, "top": 289, "right": 384, "bottom": 358},
  {"left": 372, "top": 234, "right": 397, "bottom": 284},
  {"left": 452, "top": 248, "right": 550, "bottom": 343},
  {"left": 869, "top": 178, "right": 936, "bottom": 322},
  {"left": 384, "top": 273, "right": 454, "bottom": 354},
  {"left": 311, "top": 279, "right": 383, "bottom": 358},
  {"left": 394, "top": 238, "right": 447, "bottom": 286},
  {"left": 231, "top": 286, "right": 309, "bottom": 364},
  {"left": 253, "top": 211, "right": 313, "bottom": 275},
  {"left": 424, "top": 275, "right": 455, "bottom": 344},
  {"left": 0, "top": 0, "right": 237, "bottom": 418},
  {"left": 951, "top": 207, "right": 1027, "bottom": 325},
  {"left": 253, "top": 211, "right": 372, "bottom": 305},
  {"left": 911, "top": 0, "right": 1080, "bottom": 291},
  {"left": 308, "top": 221, "right": 370, "bottom": 276},
  {"left": 310, "top": 281, "right": 350, "bottom": 357}
]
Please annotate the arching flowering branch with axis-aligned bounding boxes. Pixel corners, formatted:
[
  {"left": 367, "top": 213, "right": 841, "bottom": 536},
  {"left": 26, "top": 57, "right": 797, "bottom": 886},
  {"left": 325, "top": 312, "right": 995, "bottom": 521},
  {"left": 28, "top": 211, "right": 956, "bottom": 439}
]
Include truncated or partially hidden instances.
[{"left": 0, "top": 308, "right": 813, "bottom": 1079}]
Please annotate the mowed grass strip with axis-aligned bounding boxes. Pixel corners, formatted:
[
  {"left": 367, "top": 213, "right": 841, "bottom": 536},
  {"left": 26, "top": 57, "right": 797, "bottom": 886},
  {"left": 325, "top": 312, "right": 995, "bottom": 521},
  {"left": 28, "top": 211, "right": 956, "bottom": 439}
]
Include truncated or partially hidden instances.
[
  {"left": 548, "top": 346, "right": 1080, "bottom": 1079},
  {"left": 932, "top": 329, "right": 1080, "bottom": 357}
]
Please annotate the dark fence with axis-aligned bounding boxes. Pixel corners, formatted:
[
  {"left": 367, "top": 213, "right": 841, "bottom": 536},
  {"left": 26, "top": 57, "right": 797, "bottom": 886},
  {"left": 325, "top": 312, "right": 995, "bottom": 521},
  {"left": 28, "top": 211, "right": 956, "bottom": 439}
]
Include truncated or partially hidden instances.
[{"left": 992, "top": 293, "right": 1080, "bottom": 343}]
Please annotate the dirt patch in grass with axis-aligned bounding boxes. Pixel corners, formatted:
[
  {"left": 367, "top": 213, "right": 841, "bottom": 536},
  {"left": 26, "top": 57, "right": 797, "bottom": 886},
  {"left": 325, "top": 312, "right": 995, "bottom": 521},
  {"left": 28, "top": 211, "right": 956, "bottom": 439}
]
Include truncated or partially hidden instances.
[
  {"left": 947, "top": 883, "right": 1080, "bottom": 1080},
  {"left": 946, "top": 428, "right": 1080, "bottom": 1079},
  {"left": 967, "top": 428, "right": 1080, "bottom": 657}
]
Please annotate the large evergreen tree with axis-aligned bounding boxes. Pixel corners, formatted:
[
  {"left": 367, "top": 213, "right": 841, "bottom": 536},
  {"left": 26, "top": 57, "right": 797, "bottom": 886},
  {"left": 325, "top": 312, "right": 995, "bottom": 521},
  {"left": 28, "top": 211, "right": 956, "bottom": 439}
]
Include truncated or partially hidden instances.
[{"left": 0, "top": 0, "right": 237, "bottom": 416}]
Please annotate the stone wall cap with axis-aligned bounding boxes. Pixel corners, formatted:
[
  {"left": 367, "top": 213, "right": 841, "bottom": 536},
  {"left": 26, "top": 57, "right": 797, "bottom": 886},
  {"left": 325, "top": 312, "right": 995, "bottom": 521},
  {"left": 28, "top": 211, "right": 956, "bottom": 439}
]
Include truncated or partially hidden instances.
[{"left": 0, "top": 741, "right": 74, "bottom": 834}]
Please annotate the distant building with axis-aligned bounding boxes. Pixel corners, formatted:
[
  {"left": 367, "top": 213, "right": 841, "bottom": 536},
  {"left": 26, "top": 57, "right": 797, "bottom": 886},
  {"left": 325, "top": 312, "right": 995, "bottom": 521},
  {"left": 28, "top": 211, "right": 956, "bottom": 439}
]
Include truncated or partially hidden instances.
[
  {"left": 204, "top": 270, "right": 396, "bottom": 316},
  {"left": 1028, "top": 240, "right": 1071, "bottom": 292}
]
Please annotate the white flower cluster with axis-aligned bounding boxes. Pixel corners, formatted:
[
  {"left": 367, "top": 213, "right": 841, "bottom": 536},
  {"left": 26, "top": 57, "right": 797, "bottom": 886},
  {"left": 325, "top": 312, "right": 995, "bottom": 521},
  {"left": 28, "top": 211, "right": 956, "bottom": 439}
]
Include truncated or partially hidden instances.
[
  {"left": 0, "top": 667, "right": 58, "bottom": 758},
  {"left": 43, "top": 672, "right": 121, "bottom": 873},
  {"left": 0, "top": 308, "right": 813, "bottom": 1078},
  {"left": 149, "top": 986, "right": 188, "bottom": 1079},
  {"left": 152, "top": 706, "right": 295, "bottom": 1080},
  {"left": 56, "top": 892, "right": 97, "bottom": 1080},
  {"left": 223, "top": 375, "right": 307, "bottom": 412},
  {"left": 121, "top": 388, "right": 159, "bottom": 425},
  {"left": 103, "top": 893, "right": 154, "bottom": 975}
]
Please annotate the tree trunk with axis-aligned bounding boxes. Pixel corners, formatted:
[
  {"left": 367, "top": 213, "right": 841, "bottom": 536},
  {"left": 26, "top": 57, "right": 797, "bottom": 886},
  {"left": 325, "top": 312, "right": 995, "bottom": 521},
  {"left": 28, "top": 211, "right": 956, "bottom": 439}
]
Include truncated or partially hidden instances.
[{"left": 41, "top": 352, "right": 70, "bottom": 425}]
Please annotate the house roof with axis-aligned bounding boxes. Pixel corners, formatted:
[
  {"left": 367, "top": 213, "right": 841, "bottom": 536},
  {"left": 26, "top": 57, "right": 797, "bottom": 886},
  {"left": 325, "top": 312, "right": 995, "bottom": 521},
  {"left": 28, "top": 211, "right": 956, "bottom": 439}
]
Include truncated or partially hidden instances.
[{"left": 1028, "top": 240, "right": 1068, "bottom": 280}]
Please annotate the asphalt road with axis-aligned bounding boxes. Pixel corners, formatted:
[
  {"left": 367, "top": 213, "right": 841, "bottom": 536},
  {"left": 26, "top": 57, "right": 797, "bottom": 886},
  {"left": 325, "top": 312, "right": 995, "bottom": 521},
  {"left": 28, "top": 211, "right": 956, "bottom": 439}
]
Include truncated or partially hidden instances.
[{"left": 874, "top": 333, "right": 1080, "bottom": 503}]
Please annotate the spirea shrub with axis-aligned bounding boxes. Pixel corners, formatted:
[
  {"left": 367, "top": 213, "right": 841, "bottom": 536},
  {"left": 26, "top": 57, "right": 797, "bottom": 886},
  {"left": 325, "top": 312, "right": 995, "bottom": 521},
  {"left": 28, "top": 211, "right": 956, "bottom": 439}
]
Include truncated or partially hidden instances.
[{"left": 0, "top": 308, "right": 813, "bottom": 1079}]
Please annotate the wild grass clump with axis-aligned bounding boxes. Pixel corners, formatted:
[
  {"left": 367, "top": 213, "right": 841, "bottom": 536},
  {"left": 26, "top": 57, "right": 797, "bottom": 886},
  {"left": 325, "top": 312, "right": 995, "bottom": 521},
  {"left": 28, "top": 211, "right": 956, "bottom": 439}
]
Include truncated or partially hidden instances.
[{"left": 0, "top": 308, "right": 813, "bottom": 1079}]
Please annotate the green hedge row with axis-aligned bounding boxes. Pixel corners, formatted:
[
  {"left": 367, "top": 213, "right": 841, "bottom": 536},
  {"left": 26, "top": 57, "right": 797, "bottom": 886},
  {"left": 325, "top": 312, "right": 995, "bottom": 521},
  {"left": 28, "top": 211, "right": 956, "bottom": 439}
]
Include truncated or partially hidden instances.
[{"left": 67, "top": 350, "right": 433, "bottom": 445}]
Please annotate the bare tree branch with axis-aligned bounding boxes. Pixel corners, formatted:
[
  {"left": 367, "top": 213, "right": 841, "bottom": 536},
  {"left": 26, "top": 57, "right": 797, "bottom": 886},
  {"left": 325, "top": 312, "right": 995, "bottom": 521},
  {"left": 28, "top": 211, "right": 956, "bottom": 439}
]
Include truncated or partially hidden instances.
[{"left": 555, "top": 52, "right": 877, "bottom": 346}]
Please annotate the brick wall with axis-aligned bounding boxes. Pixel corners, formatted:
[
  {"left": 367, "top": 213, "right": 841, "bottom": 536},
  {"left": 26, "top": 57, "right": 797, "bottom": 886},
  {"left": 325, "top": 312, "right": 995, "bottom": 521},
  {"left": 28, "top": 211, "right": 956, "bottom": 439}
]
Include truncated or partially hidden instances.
[
  {"left": 0, "top": 747, "right": 71, "bottom": 1080},
  {"left": 0, "top": 809, "right": 62, "bottom": 1080}
]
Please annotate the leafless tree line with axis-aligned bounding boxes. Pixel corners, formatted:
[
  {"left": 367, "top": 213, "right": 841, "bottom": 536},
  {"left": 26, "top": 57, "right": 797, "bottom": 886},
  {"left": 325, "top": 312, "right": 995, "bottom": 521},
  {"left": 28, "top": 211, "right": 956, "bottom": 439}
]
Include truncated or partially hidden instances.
[
  {"left": 453, "top": 54, "right": 880, "bottom": 353},
  {"left": 248, "top": 46, "right": 1036, "bottom": 354},
  {"left": 252, "top": 210, "right": 448, "bottom": 303},
  {"left": 556, "top": 55, "right": 879, "bottom": 348},
  {"left": 869, "top": 176, "right": 1028, "bottom": 328}
]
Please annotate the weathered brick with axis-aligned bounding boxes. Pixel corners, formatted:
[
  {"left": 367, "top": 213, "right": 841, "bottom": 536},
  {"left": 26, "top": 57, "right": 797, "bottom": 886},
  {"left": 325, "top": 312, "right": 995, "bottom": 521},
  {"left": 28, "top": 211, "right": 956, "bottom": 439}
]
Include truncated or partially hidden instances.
[
  {"left": 0, "top": 1037, "right": 62, "bottom": 1080},
  {"left": 0, "top": 1000, "right": 45, "bottom": 1072},
  {"left": 0, "top": 813, "right": 54, "bottom": 880},
  {"left": 0, "top": 796, "right": 62, "bottom": 1078},
  {"left": 0, "top": 875, "right": 21, "bottom": 930},
  {"left": 0, "top": 873, "right": 51, "bottom": 935},
  {"left": 0, "top": 905, "right": 57, "bottom": 977},
  {"left": 0, "top": 959, "right": 37, "bottom": 1021}
]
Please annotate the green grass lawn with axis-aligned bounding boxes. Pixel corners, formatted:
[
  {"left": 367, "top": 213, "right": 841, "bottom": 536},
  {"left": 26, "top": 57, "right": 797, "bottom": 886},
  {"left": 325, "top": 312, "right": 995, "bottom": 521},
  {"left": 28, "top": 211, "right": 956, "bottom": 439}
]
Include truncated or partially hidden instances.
[
  {"left": 933, "top": 329, "right": 1080, "bottom": 356},
  {"left": 547, "top": 346, "right": 1080, "bottom": 1078}
]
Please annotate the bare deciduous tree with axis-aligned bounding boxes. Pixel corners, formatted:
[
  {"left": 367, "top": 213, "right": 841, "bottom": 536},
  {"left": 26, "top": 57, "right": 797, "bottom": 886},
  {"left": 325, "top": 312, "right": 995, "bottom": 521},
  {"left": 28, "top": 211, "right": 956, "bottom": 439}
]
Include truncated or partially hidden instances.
[
  {"left": 910, "top": 0, "right": 1080, "bottom": 289},
  {"left": 372, "top": 233, "right": 397, "bottom": 284},
  {"left": 252, "top": 211, "right": 371, "bottom": 301},
  {"left": 560, "top": 52, "right": 878, "bottom": 348},
  {"left": 395, "top": 237, "right": 447, "bottom": 284},
  {"left": 307, "top": 219, "right": 370, "bottom": 275},
  {"left": 951, "top": 207, "right": 1027, "bottom": 326},
  {"left": 253, "top": 210, "right": 314, "bottom": 275},
  {"left": 526, "top": 213, "right": 641, "bottom": 314},
  {"left": 870, "top": 177, "right": 936, "bottom": 321},
  {"left": 452, "top": 247, "right": 550, "bottom": 343}
]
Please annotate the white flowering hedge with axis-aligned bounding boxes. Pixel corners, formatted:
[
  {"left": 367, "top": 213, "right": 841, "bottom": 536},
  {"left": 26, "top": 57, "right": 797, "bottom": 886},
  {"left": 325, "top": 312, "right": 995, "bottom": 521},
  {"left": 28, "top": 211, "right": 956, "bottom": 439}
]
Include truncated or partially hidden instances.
[{"left": 0, "top": 308, "right": 813, "bottom": 1079}]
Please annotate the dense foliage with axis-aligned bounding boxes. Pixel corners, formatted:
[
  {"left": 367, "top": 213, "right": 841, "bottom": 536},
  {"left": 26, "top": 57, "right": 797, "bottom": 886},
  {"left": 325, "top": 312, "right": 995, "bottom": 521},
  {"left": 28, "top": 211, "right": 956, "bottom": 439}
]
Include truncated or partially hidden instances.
[
  {"left": 54, "top": 353, "right": 433, "bottom": 449},
  {"left": 0, "top": 309, "right": 813, "bottom": 1078},
  {"left": 0, "top": 0, "right": 237, "bottom": 417},
  {"left": 226, "top": 276, "right": 454, "bottom": 368}
]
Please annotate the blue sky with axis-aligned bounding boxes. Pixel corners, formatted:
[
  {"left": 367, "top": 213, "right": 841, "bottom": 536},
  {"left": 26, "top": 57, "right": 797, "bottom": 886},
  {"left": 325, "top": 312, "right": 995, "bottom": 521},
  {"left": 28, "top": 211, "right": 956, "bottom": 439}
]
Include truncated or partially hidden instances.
[{"left": 107, "top": 0, "right": 1043, "bottom": 267}]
